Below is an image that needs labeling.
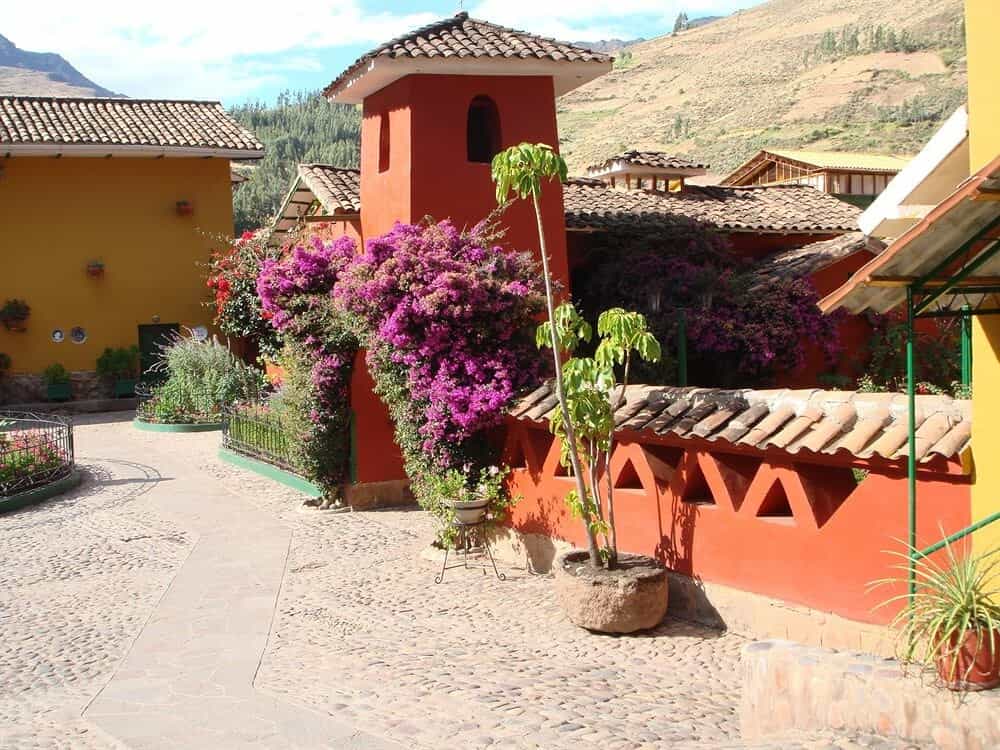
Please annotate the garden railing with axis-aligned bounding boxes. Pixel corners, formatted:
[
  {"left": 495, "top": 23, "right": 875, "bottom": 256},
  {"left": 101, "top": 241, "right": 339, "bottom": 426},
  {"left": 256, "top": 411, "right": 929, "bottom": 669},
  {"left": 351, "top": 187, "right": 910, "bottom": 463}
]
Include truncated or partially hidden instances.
[
  {"left": 222, "top": 404, "right": 299, "bottom": 474},
  {"left": 0, "top": 411, "right": 75, "bottom": 498}
]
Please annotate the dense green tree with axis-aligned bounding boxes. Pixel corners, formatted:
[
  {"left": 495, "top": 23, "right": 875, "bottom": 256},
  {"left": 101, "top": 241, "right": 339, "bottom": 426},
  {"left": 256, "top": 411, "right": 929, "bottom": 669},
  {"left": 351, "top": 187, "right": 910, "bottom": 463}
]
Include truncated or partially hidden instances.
[{"left": 228, "top": 90, "right": 361, "bottom": 235}]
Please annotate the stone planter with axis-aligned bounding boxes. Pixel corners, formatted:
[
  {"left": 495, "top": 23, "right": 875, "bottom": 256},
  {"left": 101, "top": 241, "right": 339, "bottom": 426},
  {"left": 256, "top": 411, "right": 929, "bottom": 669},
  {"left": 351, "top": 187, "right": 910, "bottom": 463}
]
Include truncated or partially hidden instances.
[
  {"left": 938, "top": 627, "right": 1000, "bottom": 691},
  {"left": 451, "top": 497, "right": 489, "bottom": 524},
  {"left": 553, "top": 550, "right": 669, "bottom": 634}
]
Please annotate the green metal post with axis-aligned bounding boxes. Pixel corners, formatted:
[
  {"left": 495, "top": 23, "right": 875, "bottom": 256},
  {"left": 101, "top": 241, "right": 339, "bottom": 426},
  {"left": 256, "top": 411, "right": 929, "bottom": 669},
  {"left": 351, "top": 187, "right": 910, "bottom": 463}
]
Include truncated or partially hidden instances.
[
  {"left": 677, "top": 309, "right": 688, "bottom": 387},
  {"left": 906, "top": 287, "right": 918, "bottom": 609},
  {"left": 961, "top": 304, "right": 973, "bottom": 388}
]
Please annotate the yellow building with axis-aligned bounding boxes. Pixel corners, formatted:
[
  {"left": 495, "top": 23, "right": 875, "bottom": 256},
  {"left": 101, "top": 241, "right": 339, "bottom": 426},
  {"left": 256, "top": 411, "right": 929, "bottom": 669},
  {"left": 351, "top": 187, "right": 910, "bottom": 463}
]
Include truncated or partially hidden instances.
[
  {"left": 0, "top": 96, "right": 263, "bottom": 400},
  {"left": 966, "top": 0, "right": 1000, "bottom": 553}
]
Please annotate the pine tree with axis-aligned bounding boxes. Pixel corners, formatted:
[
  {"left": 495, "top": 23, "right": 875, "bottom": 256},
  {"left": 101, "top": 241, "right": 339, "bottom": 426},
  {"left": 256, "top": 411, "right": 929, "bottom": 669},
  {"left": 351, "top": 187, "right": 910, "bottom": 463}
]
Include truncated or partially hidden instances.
[
  {"left": 673, "top": 12, "right": 689, "bottom": 34},
  {"left": 228, "top": 90, "right": 361, "bottom": 234}
]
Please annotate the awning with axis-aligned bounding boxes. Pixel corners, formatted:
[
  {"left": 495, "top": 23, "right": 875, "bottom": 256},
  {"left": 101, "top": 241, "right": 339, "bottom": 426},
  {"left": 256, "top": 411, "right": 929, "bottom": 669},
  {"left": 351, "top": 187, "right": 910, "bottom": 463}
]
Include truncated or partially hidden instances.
[{"left": 820, "top": 153, "right": 1000, "bottom": 316}]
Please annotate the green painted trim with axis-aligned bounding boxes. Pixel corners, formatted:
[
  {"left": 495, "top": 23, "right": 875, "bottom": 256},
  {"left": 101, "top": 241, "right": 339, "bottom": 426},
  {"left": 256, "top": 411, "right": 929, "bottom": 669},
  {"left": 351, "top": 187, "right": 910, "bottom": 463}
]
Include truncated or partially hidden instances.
[
  {"left": 217, "top": 448, "right": 323, "bottom": 498},
  {"left": 917, "top": 511, "right": 1000, "bottom": 559},
  {"left": 0, "top": 469, "right": 82, "bottom": 513},
  {"left": 133, "top": 419, "right": 223, "bottom": 433}
]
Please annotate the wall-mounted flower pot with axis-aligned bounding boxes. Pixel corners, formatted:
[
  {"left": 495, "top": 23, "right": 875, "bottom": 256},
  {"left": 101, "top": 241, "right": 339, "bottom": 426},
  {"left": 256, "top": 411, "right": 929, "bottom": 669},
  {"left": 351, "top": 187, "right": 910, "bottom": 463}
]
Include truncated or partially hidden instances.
[
  {"left": 86, "top": 263, "right": 105, "bottom": 278},
  {"left": 46, "top": 382, "right": 72, "bottom": 402},
  {"left": 114, "top": 378, "right": 138, "bottom": 398},
  {"left": 176, "top": 201, "right": 194, "bottom": 216},
  {"left": 2, "top": 319, "right": 28, "bottom": 332}
]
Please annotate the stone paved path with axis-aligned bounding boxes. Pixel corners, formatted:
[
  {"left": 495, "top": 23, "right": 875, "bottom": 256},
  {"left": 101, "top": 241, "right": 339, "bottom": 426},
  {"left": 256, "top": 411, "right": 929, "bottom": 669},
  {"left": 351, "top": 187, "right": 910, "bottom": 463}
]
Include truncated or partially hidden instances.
[{"left": 1, "top": 413, "right": 920, "bottom": 749}]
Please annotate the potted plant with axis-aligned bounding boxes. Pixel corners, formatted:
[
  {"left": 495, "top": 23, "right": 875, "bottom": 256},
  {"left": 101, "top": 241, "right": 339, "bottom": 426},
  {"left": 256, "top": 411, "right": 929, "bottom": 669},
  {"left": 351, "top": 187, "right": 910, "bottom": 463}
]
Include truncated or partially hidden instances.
[
  {"left": 43, "top": 363, "right": 72, "bottom": 402},
  {"left": 494, "top": 144, "right": 666, "bottom": 633},
  {"left": 86, "top": 260, "right": 105, "bottom": 278},
  {"left": 1, "top": 299, "right": 30, "bottom": 332},
  {"left": 96, "top": 346, "right": 141, "bottom": 397},
  {"left": 873, "top": 538, "right": 1000, "bottom": 691},
  {"left": 176, "top": 200, "right": 193, "bottom": 216}
]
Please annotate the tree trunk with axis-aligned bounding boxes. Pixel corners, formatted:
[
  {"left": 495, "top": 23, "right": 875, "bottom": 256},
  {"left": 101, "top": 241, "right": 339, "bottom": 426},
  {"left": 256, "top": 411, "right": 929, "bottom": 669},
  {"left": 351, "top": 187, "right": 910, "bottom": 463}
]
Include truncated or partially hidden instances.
[{"left": 532, "top": 193, "right": 601, "bottom": 567}]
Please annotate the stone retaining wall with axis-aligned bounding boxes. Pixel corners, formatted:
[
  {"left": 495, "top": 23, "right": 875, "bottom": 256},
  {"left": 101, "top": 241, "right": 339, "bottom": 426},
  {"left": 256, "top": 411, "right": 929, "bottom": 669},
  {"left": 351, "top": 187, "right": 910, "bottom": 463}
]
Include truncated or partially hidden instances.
[
  {"left": 740, "top": 639, "right": 1000, "bottom": 749},
  {"left": 0, "top": 370, "right": 107, "bottom": 405}
]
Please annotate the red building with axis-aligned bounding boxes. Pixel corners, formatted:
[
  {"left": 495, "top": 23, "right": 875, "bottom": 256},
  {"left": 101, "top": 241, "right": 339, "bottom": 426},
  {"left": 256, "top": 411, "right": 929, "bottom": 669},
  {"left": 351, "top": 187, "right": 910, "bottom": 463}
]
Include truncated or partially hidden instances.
[
  {"left": 316, "top": 12, "right": 611, "bottom": 501},
  {"left": 276, "top": 12, "right": 880, "bottom": 497}
]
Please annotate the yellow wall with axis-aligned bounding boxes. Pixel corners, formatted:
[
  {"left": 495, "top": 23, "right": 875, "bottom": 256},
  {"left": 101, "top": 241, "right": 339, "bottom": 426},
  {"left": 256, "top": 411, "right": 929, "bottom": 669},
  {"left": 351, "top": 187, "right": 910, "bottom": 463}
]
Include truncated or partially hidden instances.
[
  {"left": 966, "top": 0, "right": 1000, "bottom": 553},
  {"left": 0, "top": 157, "right": 232, "bottom": 373},
  {"left": 966, "top": 0, "right": 1000, "bottom": 172}
]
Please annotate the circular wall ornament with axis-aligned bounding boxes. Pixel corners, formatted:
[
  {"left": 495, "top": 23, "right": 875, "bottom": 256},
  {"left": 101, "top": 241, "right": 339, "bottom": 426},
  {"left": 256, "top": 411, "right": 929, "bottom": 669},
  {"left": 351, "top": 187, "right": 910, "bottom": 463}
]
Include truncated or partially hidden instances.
[
  {"left": 70, "top": 326, "right": 87, "bottom": 344},
  {"left": 192, "top": 325, "right": 209, "bottom": 341},
  {"left": 51, "top": 329, "right": 65, "bottom": 343}
]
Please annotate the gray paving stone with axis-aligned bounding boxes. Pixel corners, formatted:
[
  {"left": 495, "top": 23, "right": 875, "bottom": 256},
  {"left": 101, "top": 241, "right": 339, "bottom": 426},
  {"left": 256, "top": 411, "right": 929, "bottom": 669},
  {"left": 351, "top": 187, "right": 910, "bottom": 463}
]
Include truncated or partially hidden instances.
[{"left": 1, "top": 413, "right": 920, "bottom": 750}]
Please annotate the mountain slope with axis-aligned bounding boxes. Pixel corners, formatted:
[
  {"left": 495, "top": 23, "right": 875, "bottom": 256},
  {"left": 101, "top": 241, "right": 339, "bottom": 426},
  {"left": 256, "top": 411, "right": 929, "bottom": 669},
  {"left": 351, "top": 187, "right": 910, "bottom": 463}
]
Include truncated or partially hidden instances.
[
  {"left": 0, "top": 34, "right": 118, "bottom": 97},
  {"left": 557, "top": 0, "right": 967, "bottom": 176}
]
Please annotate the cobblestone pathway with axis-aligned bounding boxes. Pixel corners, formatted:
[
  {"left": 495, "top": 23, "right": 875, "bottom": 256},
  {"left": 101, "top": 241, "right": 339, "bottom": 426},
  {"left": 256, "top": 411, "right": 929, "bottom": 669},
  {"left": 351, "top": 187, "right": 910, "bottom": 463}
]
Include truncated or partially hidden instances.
[{"left": 1, "top": 413, "right": 920, "bottom": 749}]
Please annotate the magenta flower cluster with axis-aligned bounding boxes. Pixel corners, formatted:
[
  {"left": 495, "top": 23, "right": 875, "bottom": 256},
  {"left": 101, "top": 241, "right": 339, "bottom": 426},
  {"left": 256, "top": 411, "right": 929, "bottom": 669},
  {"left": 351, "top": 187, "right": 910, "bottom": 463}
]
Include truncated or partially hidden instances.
[
  {"left": 687, "top": 276, "right": 844, "bottom": 378},
  {"left": 333, "top": 220, "right": 544, "bottom": 465},
  {"left": 257, "top": 235, "right": 355, "bottom": 340},
  {"left": 256, "top": 234, "right": 357, "bottom": 490}
]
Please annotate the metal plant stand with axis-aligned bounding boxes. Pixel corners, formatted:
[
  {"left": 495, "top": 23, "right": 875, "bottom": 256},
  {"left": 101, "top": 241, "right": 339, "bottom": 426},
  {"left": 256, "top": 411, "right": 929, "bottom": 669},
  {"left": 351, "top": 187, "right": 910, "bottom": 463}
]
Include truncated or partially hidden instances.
[{"left": 434, "top": 518, "right": 506, "bottom": 584}]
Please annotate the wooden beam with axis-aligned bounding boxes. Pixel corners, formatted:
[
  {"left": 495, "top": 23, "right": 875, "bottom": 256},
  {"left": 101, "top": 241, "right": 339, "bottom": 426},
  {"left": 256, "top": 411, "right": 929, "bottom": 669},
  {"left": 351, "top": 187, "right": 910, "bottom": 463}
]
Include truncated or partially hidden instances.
[
  {"left": 304, "top": 213, "right": 360, "bottom": 222},
  {"left": 868, "top": 275, "right": 1000, "bottom": 288},
  {"left": 972, "top": 187, "right": 1000, "bottom": 202}
]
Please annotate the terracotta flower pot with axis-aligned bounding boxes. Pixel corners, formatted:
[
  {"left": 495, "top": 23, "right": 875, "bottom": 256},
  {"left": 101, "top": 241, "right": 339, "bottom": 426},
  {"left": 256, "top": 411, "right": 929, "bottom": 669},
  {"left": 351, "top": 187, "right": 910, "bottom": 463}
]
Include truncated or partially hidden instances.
[
  {"left": 553, "top": 550, "right": 669, "bottom": 634},
  {"left": 937, "top": 627, "right": 1000, "bottom": 690},
  {"left": 2, "top": 319, "right": 27, "bottom": 332}
]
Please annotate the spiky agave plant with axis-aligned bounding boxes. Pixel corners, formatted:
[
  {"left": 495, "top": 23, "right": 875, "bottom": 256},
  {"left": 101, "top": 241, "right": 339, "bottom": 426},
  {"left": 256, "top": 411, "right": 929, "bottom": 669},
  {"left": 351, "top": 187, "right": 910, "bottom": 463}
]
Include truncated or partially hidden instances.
[{"left": 870, "top": 537, "right": 1000, "bottom": 689}]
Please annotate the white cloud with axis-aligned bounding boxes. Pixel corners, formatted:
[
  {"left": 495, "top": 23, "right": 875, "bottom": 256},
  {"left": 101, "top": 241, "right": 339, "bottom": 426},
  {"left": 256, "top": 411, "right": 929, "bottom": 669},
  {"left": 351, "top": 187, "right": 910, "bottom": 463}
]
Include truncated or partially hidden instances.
[
  {"left": 3, "top": 1, "right": 758, "bottom": 99},
  {"left": 469, "top": 0, "right": 746, "bottom": 40},
  {"left": 3, "top": 1, "right": 437, "bottom": 99}
]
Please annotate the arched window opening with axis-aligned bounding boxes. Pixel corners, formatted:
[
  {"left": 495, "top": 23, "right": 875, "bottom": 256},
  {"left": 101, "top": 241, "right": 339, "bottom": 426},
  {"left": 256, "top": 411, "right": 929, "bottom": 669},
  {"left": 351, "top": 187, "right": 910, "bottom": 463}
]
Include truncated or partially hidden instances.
[
  {"left": 378, "top": 111, "right": 390, "bottom": 173},
  {"left": 467, "top": 96, "right": 501, "bottom": 164}
]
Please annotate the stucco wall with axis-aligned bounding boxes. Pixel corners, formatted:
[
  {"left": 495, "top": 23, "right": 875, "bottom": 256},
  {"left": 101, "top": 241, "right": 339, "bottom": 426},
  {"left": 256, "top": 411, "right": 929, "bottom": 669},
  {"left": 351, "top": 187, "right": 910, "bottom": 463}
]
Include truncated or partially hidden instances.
[
  {"left": 966, "top": 0, "right": 1000, "bottom": 555},
  {"left": 0, "top": 157, "right": 233, "bottom": 373},
  {"left": 504, "top": 419, "right": 971, "bottom": 626}
]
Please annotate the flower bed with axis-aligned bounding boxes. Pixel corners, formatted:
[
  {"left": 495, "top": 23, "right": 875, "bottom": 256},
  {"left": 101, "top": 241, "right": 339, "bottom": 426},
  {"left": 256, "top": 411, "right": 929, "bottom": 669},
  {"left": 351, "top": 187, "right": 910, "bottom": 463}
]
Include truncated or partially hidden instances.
[
  {"left": 1, "top": 411, "right": 77, "bottom": 509},
  {"left": 133, "top": 332, "right": 261, "bottom": 429}
]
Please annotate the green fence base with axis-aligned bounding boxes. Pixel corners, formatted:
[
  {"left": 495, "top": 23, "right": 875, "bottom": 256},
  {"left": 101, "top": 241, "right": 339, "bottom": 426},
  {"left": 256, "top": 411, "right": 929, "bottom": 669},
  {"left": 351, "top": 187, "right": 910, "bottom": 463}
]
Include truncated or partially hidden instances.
[
  {"left": 1, "top": 469, "right": 83, "bottom": 513},
  {"left": 217, "top": 448, "right": 323, "bottom": 498},
  {"left": 133, "top": 419, "right": 224, "bottom": 433}
]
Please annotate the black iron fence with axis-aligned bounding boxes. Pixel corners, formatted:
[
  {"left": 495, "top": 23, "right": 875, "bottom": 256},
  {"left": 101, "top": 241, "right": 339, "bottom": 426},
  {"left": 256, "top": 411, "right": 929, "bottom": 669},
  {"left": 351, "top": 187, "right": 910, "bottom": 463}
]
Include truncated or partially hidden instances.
[
  {"left": 222, "top": 404, "right": 299, "bottom": 473},
  {"left": 0, "top": 411, "right": 74, "bottom": 497}
]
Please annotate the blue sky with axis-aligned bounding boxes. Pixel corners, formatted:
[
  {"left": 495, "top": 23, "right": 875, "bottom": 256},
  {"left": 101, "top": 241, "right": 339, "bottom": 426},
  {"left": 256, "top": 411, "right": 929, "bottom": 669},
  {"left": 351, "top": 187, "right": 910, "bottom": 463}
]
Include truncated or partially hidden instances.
[{"left": 5, "top": 0, "right": 764, "bottom": 105}]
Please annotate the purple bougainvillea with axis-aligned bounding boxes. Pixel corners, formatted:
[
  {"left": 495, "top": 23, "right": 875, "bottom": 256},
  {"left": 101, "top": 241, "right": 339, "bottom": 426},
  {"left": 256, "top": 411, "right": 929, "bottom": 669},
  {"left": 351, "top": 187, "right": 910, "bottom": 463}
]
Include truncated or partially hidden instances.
[
  {"left": 257, "top": 234, "right": 357, "bottom": 491},
  {"left": 334, "top": 219, "right": 544, "bottom": 466}
]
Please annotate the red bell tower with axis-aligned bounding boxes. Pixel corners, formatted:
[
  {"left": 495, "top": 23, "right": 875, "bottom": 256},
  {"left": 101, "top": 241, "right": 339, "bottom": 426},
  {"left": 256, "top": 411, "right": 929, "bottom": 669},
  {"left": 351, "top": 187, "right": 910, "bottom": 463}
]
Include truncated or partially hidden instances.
[{"left": 324, "top": 13, "right": 611, "bottom": 498}]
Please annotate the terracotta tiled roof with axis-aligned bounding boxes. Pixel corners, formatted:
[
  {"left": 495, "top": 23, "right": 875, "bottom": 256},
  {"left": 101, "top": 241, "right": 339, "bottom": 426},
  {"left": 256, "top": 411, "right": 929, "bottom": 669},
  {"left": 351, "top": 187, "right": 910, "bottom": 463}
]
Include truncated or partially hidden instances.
[
  {"left": 298, "top": 164, "right": 361, "bottom": 213},
  {"left": 324, "top": 12, "right": 611, "bottom": 98},
  {"left": 563, "top": 179, "right": 862, "bottom": 234},
  {"left": 511, "top": 383, "right": 971, "bottom": 465},
  {"left": 751, "top": 232, "right": 885, "bottom": 287},
  {"left": 822, "top": 154, "right": 1000, "bottom": 315},
  {"left": 0, "top": 95, "right": 263, "bottom": 155},
  {"left": 588, "top": 150, "right": 709, "bottom": 173}
]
